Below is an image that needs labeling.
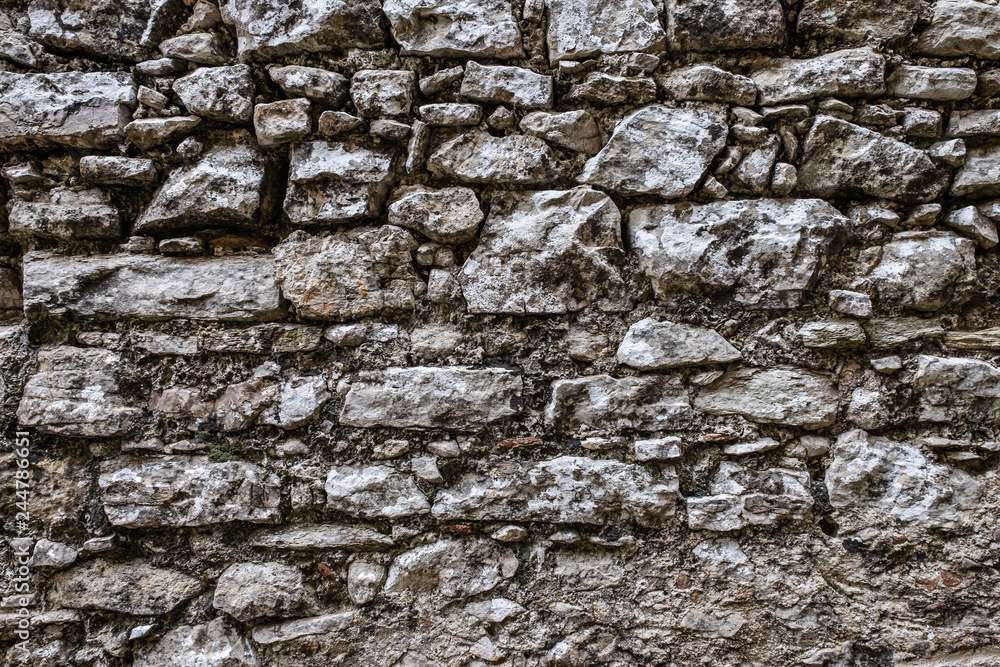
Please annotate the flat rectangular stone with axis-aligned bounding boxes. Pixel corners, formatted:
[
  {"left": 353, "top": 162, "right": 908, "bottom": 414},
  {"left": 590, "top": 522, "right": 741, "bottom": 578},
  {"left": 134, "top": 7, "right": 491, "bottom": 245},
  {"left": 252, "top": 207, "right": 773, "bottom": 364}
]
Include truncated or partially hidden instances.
[
  {"left": 947, "top": 110, "right": 1000, "bottom": 137},
  {"left": 22, "top": 252, "right": 285, "bottom": 322},
  {"left": 545, "top": 374, "right": 693, "bottom": 435},
  {"left": 751, "top": 48, "right": 885, "bottom": 105}
]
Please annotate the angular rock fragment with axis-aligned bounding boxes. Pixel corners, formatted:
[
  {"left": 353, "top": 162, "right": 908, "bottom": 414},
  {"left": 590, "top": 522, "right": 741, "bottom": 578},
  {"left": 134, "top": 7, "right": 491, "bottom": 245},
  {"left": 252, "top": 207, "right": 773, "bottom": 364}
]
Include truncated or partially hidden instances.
[
  {"left": 272, "top": 227, "right": 421, "bottom": 320},
  {"left": 519, "top": 110, "right": 601, "bottom": 154},
  {"left": 913, "top": 355, "right": 1000, "bottom": 425},
  {"left": 124, "top": 116, "right": 202, "bottom": 151},
  {"left": 23, "top": 252, "right": 283, "bottom": 322},
  {"left": 887, "top": 65, "right": 978, "bottom": 101},
  {"left": 799, "top": 117, "right": 949, "bottom": 203},
  {"left": 628, "top": 198, "right": 848, "bottom": 308},
  {"left": 797, "top": 0, "right": 923, "bottom": 44},
  {"left": 348, "top": 562, "right": 386, "bottom": 605},
  {"left": 251, "top": 612, "right": 355, "bottom": 646},
  {"left": 384, "top": 538, "right": 518, "bottom": 598},
  {"left": 694, "top": 367, "right": 839, "bottom": 427},
  {"left": 617, "top": 318, "right": 740, "bottom": 370},
  {"left": 16, "top": 347, "right": 140, "bottom": 437},
  {"left": 49, "top": 561, "right": 201, "bottom": 615},
  {"left": 0, "top": 72, "right": 136, "bottom": 149},
  {"left": 427, "top": 130, "right": 559, "bottom": 184},
  {"left": 340, "top": 366, "right": 522, "bottom": 430},
  {"left": 79, "top": 156, "right": 156, "bottom": 188},
  {"left": 326, "top": 465, "right": 430, "bottom": 518},
  {"left": 658, "top": 65, "right": 757, "bottom": 106},
  {"left": 579, "top": 105, "right": 727, "bottom": 198},
  {"left": 433, "top": 456, "right": 678, "bottom": 526},
  {"left": 200, "top": 324, "right": 323, "bottom": 354},
  {"left": 257, "top": 376, "right": 329, "bottom": 430},
  {"left": 687, "top": 462, "right": 813, "bottom": 531},
  {"left": 387, "top": 186, "right": 483, "bottom": 244},
  {"left": 460, "top": 62, "right": 553, "bottom": 109},
  {"left": 915, "top": 0, "right": 1000, "bottom": 59},
  {"left": 945, "top": 205, "right": 998, "bottom": 248},
  {"left": 865, "top": 231, "right": 975, "bottom": 311},
  {"left": 947, "top": 110, "right": 1000, "bottom": 138},
  {"left": 283, "top": 141, "right": 395, "bottom": 224},
  {"left": 269, "top": 66, "right": 348, "bottom": 107},
  {"left": 136, "top": 133, "right": 272, "bottom": 232},
  {"left": 667, "top": 0, "right": 786, "bottom": 51},
  {"left": 798, "top": 319, "right": 866, "bottom": 348},
  {"left": 250, "top": 524, "right": 393, "bottom": 550},
  {"left": 459, "top": 188, "right": 627, "bottom": 314},
  {"left": 863, "top": 317, "right": 945, "bottom": 348},
  {"left": 254, "top": 98, "right": 312, "bottom": 146},
  {"left": 563, "top": 73, "right": 657, "bottom": 106},
  {"left": 173, "top": 65, "right": 255, "bottom": 124},
  {"left": 8, "top": 188, "right": 120, "bottom": 241},
  {"left": 546, "top": 0, "right": 664, "bottom": 62},
  {"left": 418, "top": 103, "right": 482, "bottom": 126},
  {"left": 134, "top": 619, "right": 258, "bottom": 667},
  {"left": 951, "top": 145, "right": 1000, "bottom": 198},
  {"left": 730, "top": 136, "right": 779, "bottom": 194},
  {"left": 546, "top": 374, "right": 693, "bottom": 434},
  {"left": 751, "top": 48, "right": 885, "bottom": 105},
  {"left": 220, "top": 0, "right": 383, "bottom": 61},
  {"left": 214, "top": 563, "right": 317, "bottom": 622},
  {"left": 351, "top": 70, "right": 417, "bottom": 117},
  {"left": 160, "top": 33, "right": 228, "bottom": 65},
  {"left": 98, "top": 456, "right": 282, "bottom": 527},
  {"left": 27, "top": 0, "right": 160, "bottom": 61},
  {"left": 383, "top": 0, "right": 523, "bottom": 58},
  {"left": 826, "top": 429, "right": 980, "bottom": 528}
]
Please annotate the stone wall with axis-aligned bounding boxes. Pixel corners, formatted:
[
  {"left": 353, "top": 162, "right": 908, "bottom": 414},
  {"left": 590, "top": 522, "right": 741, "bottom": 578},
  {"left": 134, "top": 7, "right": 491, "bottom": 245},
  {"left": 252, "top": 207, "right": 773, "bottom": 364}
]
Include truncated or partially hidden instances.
[{"left": 0, "top": 0, "right": 999, "bottom": 665}]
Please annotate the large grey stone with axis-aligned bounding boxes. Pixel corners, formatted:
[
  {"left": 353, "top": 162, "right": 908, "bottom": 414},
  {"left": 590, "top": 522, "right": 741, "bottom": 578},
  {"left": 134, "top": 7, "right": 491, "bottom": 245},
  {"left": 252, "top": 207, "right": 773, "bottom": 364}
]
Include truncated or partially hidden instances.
[
  {"left": 383, "top": 0, "right": 523, "bottom": 58},
  {"left": 23, "top": 252, "right": 284, "bottom": 322},
  {"left": 272, "top": 227, "right": 421, "bottom": 321},
  {"left": 326, "top": 465, "right": 430, "bottom": 518},
  {"left": 578, "top": 105, "right": 727, "bottom": 198},
  {"left": 545, "top": 0, "right": 665, "bottom": 62},
  {"left": 8, "top": 188, "right": 120, "bottom": 241},
  {"left": 797, "top": 0, "right": 924, "bottom": 45},
  {"left": 459, "top": 187, "right": 628, "bottom": 314},
  {"left": 135, "top": 619, "right": 259, "bottom": 667},
  {"left": 0, "top": 72, "right": 136, "bottom": 149},
  {"left": 49, "top": 560, "right": 202, "bottom": 615},
  {"left": 124, "top": 116, "right": 202, "bottom": 151},
  {"left": 915, "top": 0, "right": 1000, "bottom": 59},
  {"left": 27, "top": 0, "right": 162, "bottom": 61},
  {"left": 688, "top": 463, "right": 813, "bottom": 531},
  {"left": 519, "top": 110, "right": 602, "bottom": 154},
  {"left": 427, "top": 130, "right": 559, "bottom": 184},
  {"left": 694, "top": 367, "right": 839, "bottom": 428},
  {"left": 865, "top": 231, "right": 976, "bottom": 311},
  {"left": 751, "top": 48, "right": 885, "bottom": 105},
  {"left": 951, "top": 145, "right": 1000, "bottom": 197},
  {"left": 251, "top": 612, "right": 355, "bottom": 646},
  {"left": 214, "top": 563, "right": 317, "bottom": 622},
  {"left": 98, "top": 456, "right": 282, "bottom": 527},
  {"left": 433, "top": 456, "right": 679, "bottom": 526},
  {"left": 220, "top": 0, "right": 383, "bottom": 61},
  {"left": 269, "top": 66, "right": 348, "bottom": 107},
  {"left": 667, "top": 0, "right": 786, "bottom": 51},
  {"left": 387, "top": 186, "right": 483, "bottom": 244},
  {"left": 799, "top": 117, "right": 949, "bottom": 203},
  {"left": 172, "top": 65, "right": 255, "bottom": 124},
  {"left": 16, "top": 347, "right": 140, "bottom": 437},
  {"left": 460, "top": 62, "right": 553, "bottom": 109},
  {"left": 339, "top": 366, "right": 522, "bottom": 430},
  {"left": 627, "top": 198, "right": 848, "bottom": 309},
  {"left": 617, "top": 318, "right": 741, "bottom": 370},
  {"left": 545, "top": 374, "right": 693, "bottom": 435},
  {"left": 384, "top": 538, "right": 518, "bottom": 598},
  {"left": 80, "top": 156, "right": 157, "bottom": 186},
  {"left": 887, "top": 65, "right": 978, "bottom": 101},
  {"left": 657, "top": 65, "right": 757, "bottom": 106},
  {"left": 947, "top": 110, "right": 1000, "bottom": 138},
  {"left": 284, "top": 141, "right": 396, "bottom": 224},
  {"left": 913, "top": 355, "right": 1000, "bottom": 425},
  {"left": 135, "top": 133, "right": 272, "bottom": 232}
]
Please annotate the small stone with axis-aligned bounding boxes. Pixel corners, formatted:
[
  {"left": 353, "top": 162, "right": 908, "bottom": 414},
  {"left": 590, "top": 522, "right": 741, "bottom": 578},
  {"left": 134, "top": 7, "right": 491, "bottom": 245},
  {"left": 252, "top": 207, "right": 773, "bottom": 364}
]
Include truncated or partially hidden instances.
[
  {"left": 419, "top": 66, "right": 464, "bottom": 96},
  {"left": 952, "top": 145, "right": 1000, "bottom": 198},
  {"left": 9, "top": 187, "right": 120, "bottom": 241},
  {"left": 947, "top": 110, "right": 1000, "bottom": 138},
  {"left": 490, "top": 526, "right": 528, "bottom": 542},
  {"left": 915, "top": 0, "right": 1000, "bottom": 59},
  {"left": 658, "top": 65, "right": 757, "bottom": 106},
  {"left": 902, "top": 108, "right": 942, "bottom": 137},
  {"left": 29, "top": 539, "right": 78, "bottom": 568},
  {"left": 80, "top": 156, "right": 157, "bottom": 186},
  {"left": 427, "top": 440, "right": 462, "bottom": 457},
  {"left": 351, "top": 70, "right": 417, "bottom": 117},
  {"left": 928, "top": 138, "right": 966, "bottom": 167},
  {"left": 388, "top": 186, "right": 483, "bottom": 244},
  {"left": 173, "top": 65, "right": 255, "bottom": 124},
  {"left": 864, "top": 317, "right": 946, "bottom": 348},
  {"left": 250, "top": 523, "right": 393, "bottom": 551},
  {"left": 418, "top": 103, "right": 482, "bottom": 126},
  {"left": 318, "top": 111, "right": 364, "bottom": 137},
  {"left": 944, "top": 205, "right": 999, "bottom": 248},
  {"left": 158, "top": 237, "right": 203, "bottom": 255},
  {"left": 905, "top": 203, "right": 942, "bottom": 226},
  {"left": 214, "top": 562, "right": 317, "bottom": 622},
  {"left": 384, "top": 538, "right": 518, "bottom": 598},
  {"left": 798, "top": 0, "right": 923, "bottom": 44},
  {"left": 159, "top": 33, "right": 227, "bottom": 65},
  {"left": 723, "top": 438, "right": 780, "bottom": 456},
  {"left": 81, "top": 536, "right": 117, "bottom": 553},
  {"left": 771, "top": 163, "right": 797, "bottom": 196},
  {"left": 731, "top": 136, "right": 779, "bottom": 195},
  {"left": 137, "top": 85, "right": 168, "bottom": 110},
  {"left": 520, "top": 110, "right": 602, "bottom": 154},
  {"left": 799, "top": 435, "right": 832, "bottom": 458},
  {"left": 546, "top": 0, "right": 664, "bottom": 62},
  {"left": 486, "top": 106, "right": 516, "bottom": 132},
  {"left": 887, "top": 65, "right": 977, "bottom": 101},
  {"left": 370, "top": 119, "right": 411, "bottom": 141},
  {"left": 829, "top": 290, "right": 873, "bottom": 318},
  {"left": 695, "top": 367, "right": 839, "bottom": 428},
  {"left": 406, "top": 119, "right": 430, "bottom": 174},
  {"left": 546, "top": 375, "right": 693, "bottom": 435},
  {"left": 125, "top": 117, "right": 202, "bottom": 151},
  {"left": 634, "top": 436, "right": 683, "bottom": 461},
  {"left": 134, "top": 619, "right": 256, "bottom": 667},
  {"left": 460, "top": 62, "right": 554, "bottom": 109},
  {"left": 253, "top": 98, "right": 311, "bottom": 146},
  {"left": 373, "top": 439, "right": 411, "bottom": 460},
  {"left": 617, "top": 318, "right": 740, "bottom": 370},
  {"left": 411, "top": 456, "right": 443, "bottom": 483},
  {"left": 798, "top": 319, "right": 866, "bottom": 349},
  {"left": 428, "top": 130, "right": 559, "bottom": 184},
  {"left": 269, "top": 66, "right": 348, "bottom": 107},
  {"left": 251, "top": 612, "right": 356, "bottom": 646},
  {"left": 136, "top": 58, "right": 188, "bottom": 76},
  {"left": 347, "top": 562, "right": 386, "bottom": 605},
  {"left": 564, "top": 73, "right": 657, "bottom": 106},
  {"left": 872, "top": 356, "right": 903, "bottom": 373}
]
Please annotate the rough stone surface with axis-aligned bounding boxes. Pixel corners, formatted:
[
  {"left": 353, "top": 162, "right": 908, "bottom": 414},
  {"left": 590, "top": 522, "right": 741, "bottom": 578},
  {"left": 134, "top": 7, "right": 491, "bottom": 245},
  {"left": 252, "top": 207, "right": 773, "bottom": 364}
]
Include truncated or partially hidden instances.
[
  {"left": 694, "top": 367, "right": 839, "bottom": 428},
  {"left": 865, "top": 231, "right": 976, "bottom": 311},
  {"left": 173, "top": 65, "right": 255, "bottom": 124},
  {"left": 667, "top": 0, "right": 786, "bottom": 52},
  {"left": 27, "top": 0, "right": 162, "bottom": 61},
  {"left": 460, "top": 62, "right": 553, "bottom": 109},
  {"left": 384, "top": 538, "right": 518, "bottom": 598},
  {"left": 387, "top": 186, "right": 483, "bottom": 243},
  {"left": 546, "top": 374, "right": 694, "bottom": 434},
  {"left": 915, "top": 0, "right": 1000, "bottom": 59},
  {"left": 427, "top": 130, "right": 559, "bottom": 184},
  {"left": 383, "top": 0, "right": 523, "bottom": 58},
  {"left": 134, "top": 619, "right": 259, "bottom": 667},
  {"left": 751, "top": 48, "right": 885, "bottom": 105},
  {"left": 617, "top": 318, "right": 741, "bottom": 370},
  {"left": 214, "top": 563, "right": 317, "bottom": 621},
  {"left": 797, "top": 0, "right": 924, "bottom": 44},
  {"left": 48, "top": 561, "right": 202, "bottom": 615},
  {"left": 9, "top": 187, "right": 120, "bottom": 241},
  {"left": 326, "top": 465, "right": 430, "bottom": 518},
  {"left": 284, "top": 141, "right": 395, "bottom": 224},
  {"left": 546, "top": 0, "right": 665, "bottom": 62}
]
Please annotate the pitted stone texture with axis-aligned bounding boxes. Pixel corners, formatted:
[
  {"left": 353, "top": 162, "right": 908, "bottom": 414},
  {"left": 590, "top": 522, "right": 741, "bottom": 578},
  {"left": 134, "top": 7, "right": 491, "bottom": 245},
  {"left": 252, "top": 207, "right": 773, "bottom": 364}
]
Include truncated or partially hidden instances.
[
  {"left": 545, "top": 0, "right": 665, "bottom": 62},
  {"left": 16, "top": 347, "right": 140, "bottom": 438},
  {"left": 172, "top": 65, "right": 255, "bottom": 124},
  {"left": 384, "top": 538, "right": 518, "bottom": 598},
  {"left": 326, "top": 465, "right": 430, "bottom": 518},
  {"left": 220, "top": 0, "right": 384, "bottom": 61},
  {"left": 751, "top": 48, "right": 885, "bottom": 105},
  {"left": 27, "top": 0, "right": 160, "bottom": 61},
  {"left": 887, "top": 65, "right": 978, "bottom": 101},
  {"left": 351, "top": 70, "right": 417, "bottom": 118},
  {"left": 340, "top": 366, "right": 522, "bottom": 430},
  {"left": 617, "top": 318, "right": 741, "bottom": 370},
  {"left": 254, "top": 98, "right": 312, "bottom": 146},
  {"left": 797, "top": 0, "right": 923, "bottom": 44},
  {"left": 865, "top": 231, "right": 976, "bottom": 311},
  {"left": 460, "top": 62, "right": 553, "bottom": 109},
  {"left": 579, "top": 105, "right": 727, "bottom": 198},
  {"left": 628, "top": 199, "right": 848, "bottom": 309},
  {"left": 284, "top": 141, "right": 395, "bottom": 224},
  {"left": 951, "top": 145, "right": 1000, "bottom": 197},
  {"left": 98, "top": 456, "right": 282, "bottom": 527},
  {"left": 428, "top": 130, "right": 559, "bottom": 184},
  {"left": 947, "top": 110, "right": 1000, "bottom": 138},
  {"left": 667, "top": 0, "right": 785, "bottom": 51},
  {"left": 383, "top": 0, "right": 523, "bottom": 58},
  {"left": 799, "top": 117, "right": 949, "bottom": 203},
  {"left": 134, "top": 619, "right": 259, "bottom": 667},
  {"left": 432, "top": 456, "right": 679, "bottom": 526},
  {"left": 49, "top": 561, "right": 201, "bottom": 615},
  {"left": 136, "top": 133, "right": 270, "bottom": 232},
  {"left": 688, "top": 463, "right": 813, "bottom": 531},
  {"left": 214, "top": 563, "right": 317, "bottom": 622},
  {"left": 546, "top": 374, "right": 693, "bottom": 435},
  {"left": 124, "top": 116, "right": 202, "bottom": 151},
  {"left": 658, "top": 65, "right": 757, "bottom": 106},
  {"left": 694, "top": 367, "right": 839, "bottom": 428},
  {"left": 459, "top": 188, "right": 628, "bottom": 314},
  {"left": 0, "top": 72, "right": 136, "bottom": 149},
  {"left": 269, "top": 66, "right": 348, "bottom": 107},
  {"left": 80, "top": 156, "right": 157, "bottom": 186},
  {"left": 272, "top": 227, "right": 420, "bottom": 321},
  {"left": 8, "top": 187, "right": 120, "bottom": 241},
  {"left": 519, "top": 110, "right": 602, "bottom": 154},
  {"left": 257, "top": 376, "right": 329, "bottom": 430},
  {"left": 23, "top": 252, "right": 284, "bottom": 322},
  {"left": 915, "top": 0, "right": 1000, "bottom": 59},
  {"left": 913, "top": 355, "right": 1000, "bottom": 425},
  {"left": 387, "top": 185, "right": 483, "bottom": 244},
  {"left": 826, "top": 429, "right": 981, "bottom": 529}
]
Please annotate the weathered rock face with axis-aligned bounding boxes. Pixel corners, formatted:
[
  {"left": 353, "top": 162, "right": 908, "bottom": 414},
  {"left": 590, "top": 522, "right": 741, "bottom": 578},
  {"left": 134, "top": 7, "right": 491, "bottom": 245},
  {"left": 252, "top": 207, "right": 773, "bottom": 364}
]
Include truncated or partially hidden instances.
[
  {"left": 694, "top": 367, "right": 839, "bottom": 428},
  {"left": 98, "top": 457, "right": 282, "bottom": 527},
  {"left": 460, "top": 62, "right": 553, "bottom": 109},
  {"left": 384, "top": 538, "right": 518, "bottom": 597},
  {"left": 952, "top": 145, "right": 1000, "bottom": 197},
  {"left": 546, "top": 374, "right": 693, "bottom": 434},
  {"left": 688, "top": 462, "right": 813, "bottom": 531},
  {"left": 134, "top": 619, "right": 259, "bottom": 667},
  {"left": 27, "top": 0, "right": 162, "bottom": 62},
  {"left": 913, "top": 355, "right": 1000, "bottom": 425},
  {"left": 658, "top": 65, "right": 757, "bottom": 106},
  {"left": 433, "top": 456, "right": 678, "bottom": 526},
  {"left": 48, "top": 560, "right": 202, "bottom": 615},
  {"left": 214, "top": 563, "right": 317, "bottom": 621},
  {"left": 667, "top": 0, "right": 786, "bottom": 52},
  {"left": 383, "top": 0, "right": 522, "bottom": 58},
  {"left": 8, "top": 187, "right": 120, "bottom": 241},
  {"left": 326, "top": 465, "right": 430, "bottom": 518},
  {"left": 915, "top": 0, "right": 1000, "bottom": 59},
  {"left": 546, "top": 0, "right": 665, "bottom": 62},
  {"left": 173, "top": 65, "right": 256, "bottom": 124},
  {"left": 628, "top": 198, "right": 848, "bottom": 308},
  {"left": 427, "top": 130, "right": 559, "bottom": 184},
  {"left": 459, "top": 188, "right": 628, "bottom": 314},
  {"left": 797, "top": 0, "right": 924, "bottom": 44},
  {"left": 751, "top": 48, "right": 885, "bottom": 105},
  {"left": 617, "top": 318, "right": 741, "bottom": 370},
  {"left": 865, "top": 231, "right": 976, "bottom": 311},
  {"left": 387, "top": 186, "right": 483, "bottom": 243},
  {"left": 340, "top": 366, "right": 522, "bottom": 430},
  {"left": 799, "top": 117, "right": 949, "bottom": 203},
  {"left": 579, "top": 105, "right": 728, "bottom": 198}
]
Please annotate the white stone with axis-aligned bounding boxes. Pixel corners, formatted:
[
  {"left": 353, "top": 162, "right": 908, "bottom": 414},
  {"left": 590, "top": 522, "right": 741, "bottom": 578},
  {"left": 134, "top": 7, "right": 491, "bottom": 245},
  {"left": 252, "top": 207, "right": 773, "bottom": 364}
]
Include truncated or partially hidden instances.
[
  {"left": 545, "top": 374, "right": 693, "bottom": 434},
  {"left": 545, "top": 0, "right": 665, "bottom": 62},
  {"left": 383, "top": 0, "right": 523, "bottom": 58},
  {"left": 695, "top": 367, "right": 839, "bottom": 428},
  {"left": 325, "top": 465, "right": 430, "bottom": 518},
  {"left": 617, "top": 318, "right": 740, "bottom": 370},
  {"left": 751, "top": 48, "right": 885, "bottom": 105}
]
